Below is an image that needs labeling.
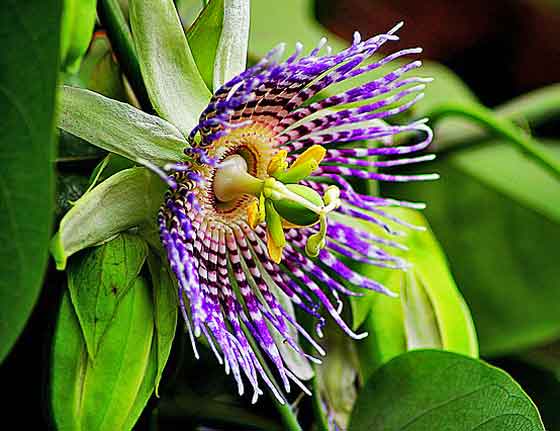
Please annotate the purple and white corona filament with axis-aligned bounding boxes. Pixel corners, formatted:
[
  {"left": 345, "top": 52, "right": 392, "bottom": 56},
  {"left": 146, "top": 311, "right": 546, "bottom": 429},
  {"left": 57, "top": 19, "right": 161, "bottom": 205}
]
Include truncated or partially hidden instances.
[{"left": 158, "top": 23, "right": 436, "bottom": 403}]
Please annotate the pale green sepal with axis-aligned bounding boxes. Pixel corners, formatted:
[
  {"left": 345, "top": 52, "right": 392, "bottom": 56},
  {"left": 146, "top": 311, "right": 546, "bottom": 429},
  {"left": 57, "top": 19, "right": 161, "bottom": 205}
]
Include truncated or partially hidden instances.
[
  {"left": 52, "top": 167, "right": 167, "bottom": 270},
  {"left": 58, "top": 86, "right": 188, "bottom": 167},
  {"left": 402, "top": 208, "right": 479, "bottom": 358},
  {"left": 213, "top": 0, "right": 250, "bottom": 90},
  {"left": 130, "top": 0, "right": 211, "bottom": 134}
]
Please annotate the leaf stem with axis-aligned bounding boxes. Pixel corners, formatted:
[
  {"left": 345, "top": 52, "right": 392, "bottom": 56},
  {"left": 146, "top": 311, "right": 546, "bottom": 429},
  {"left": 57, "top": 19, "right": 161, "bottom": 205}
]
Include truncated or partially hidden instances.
[
  {"left": 431, "top": 103, "right": 560, "bottom": 181},
  {"left": 97, "top": 0, "right": 152, "bottom": 111}
]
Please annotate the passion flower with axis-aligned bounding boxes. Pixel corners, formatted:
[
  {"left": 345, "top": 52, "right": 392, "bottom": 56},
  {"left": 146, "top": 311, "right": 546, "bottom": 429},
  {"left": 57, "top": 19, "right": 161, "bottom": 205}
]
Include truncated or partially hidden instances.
[{"left": 158, "top": 22, "right": 436, "bottom": 403}]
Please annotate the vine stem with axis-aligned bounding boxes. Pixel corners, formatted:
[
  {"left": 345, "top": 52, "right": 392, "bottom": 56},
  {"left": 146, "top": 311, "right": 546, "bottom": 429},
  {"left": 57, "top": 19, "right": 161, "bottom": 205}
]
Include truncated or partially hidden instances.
[
  {"left": 97, "top": 0, "right": 152, "bottom": 111},
  {"left": 311, "top": 373, "right": 330, "bottom": 430},
  {"left": 430, "top": 102, "right": 560, "bottom": 181},
  {"left": 243, "top": 330, "right": 304, "bottom": 431}
]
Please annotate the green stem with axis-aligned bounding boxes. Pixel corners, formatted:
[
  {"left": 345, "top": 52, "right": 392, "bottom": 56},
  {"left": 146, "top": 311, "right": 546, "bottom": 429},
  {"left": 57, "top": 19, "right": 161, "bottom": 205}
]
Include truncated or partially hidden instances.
[
  {"left": 311, "top": 373, "right": 329, "bottom": 430},
  {"left": 244, "top": 333, "right": 303, "bottom": 431},
  {"left": 431, "top": 103, "right": 560, "bottom": 181},
  {"left": 97, "top": 0, "right": 152, "bottom": 111},
  {"left": 496, "top": 83, "right": 560, "bottom": 126}
]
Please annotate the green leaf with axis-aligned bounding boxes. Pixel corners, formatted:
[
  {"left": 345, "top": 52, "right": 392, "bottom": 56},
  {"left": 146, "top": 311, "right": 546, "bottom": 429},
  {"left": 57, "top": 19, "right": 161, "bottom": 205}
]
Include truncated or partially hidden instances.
[
  {"left": 51, "top": 277, "right": 155, "bottom": 431},
  {"left": 57, "top": 86, "right": 188, "bottom": 167},
  {"left": 0, "top": 0, "right": 60, "bottom": 364},
  {"left": 130, "top": 0, "right": 211, "bottom": 134},
  {"left": 147, "top": 252, "right": 178, "bottom": 395},
  {"left": 349, "top": 350, "right": 545, "bottom": 431},
  {"left": 187, "top": 0, "right": 224, "bottom": 89},
  {"left": 67, "top": 234, "right": 148, "bottom": 359},
  {"left": 383, "top": 144, "right": 560, "bottom": 355},
  {"left": 52, "top": 167, "right": 166, "bottom": 269},
  {"left": 213, "top": 0, "right": 250, "bottom": 90}
]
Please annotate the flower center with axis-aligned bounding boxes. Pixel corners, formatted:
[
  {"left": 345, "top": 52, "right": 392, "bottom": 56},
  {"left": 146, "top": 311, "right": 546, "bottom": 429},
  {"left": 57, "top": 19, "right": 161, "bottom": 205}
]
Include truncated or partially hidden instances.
[{"left": 211, "top": 143, "right": 341, "bottom": 263}]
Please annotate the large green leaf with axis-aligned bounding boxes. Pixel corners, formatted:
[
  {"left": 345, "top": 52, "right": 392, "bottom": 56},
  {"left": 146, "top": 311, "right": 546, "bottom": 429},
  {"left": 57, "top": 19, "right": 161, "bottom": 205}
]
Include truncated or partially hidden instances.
[
  {"left": 0, "top": 0, "right": 60, "bottom": 364},
  {"left": 67, "top": 234, "right": 148, "bottom": 359},
  {"left": 383, "top": 144, "right": 560, "bottom": 356},
  {"left": 130, "top": 0, "right": 211, "bottom": 134},
  {"left": 52, "top": 167, "right": 166, "bottom": 269},
  {"left": 57, "top": 86, "right": 188, "bottom": 167},
  {"left": 51, "top": 277, "right": 155, "bottom": 431},
  {"left": 349, "top": 350, "right": 544, "bottom": 431}
]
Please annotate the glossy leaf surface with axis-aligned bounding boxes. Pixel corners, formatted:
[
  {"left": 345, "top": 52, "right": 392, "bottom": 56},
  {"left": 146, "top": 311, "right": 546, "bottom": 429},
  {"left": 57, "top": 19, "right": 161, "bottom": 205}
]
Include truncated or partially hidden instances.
[
  {"left": 0, "top": 0, "right": 60, "bottom": 363},
  {"left": 349, "top": 350, "right": 545, "bottom": 431}
]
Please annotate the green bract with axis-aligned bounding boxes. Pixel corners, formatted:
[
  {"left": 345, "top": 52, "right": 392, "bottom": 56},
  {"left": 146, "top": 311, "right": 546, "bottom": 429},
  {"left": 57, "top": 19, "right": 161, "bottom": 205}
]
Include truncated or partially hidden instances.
[
  {"left": 342, "top": 208, "right": 478, "bottom": 380},
  {"left": 51, "top": 278, "right": 155, "bottom": 431}
]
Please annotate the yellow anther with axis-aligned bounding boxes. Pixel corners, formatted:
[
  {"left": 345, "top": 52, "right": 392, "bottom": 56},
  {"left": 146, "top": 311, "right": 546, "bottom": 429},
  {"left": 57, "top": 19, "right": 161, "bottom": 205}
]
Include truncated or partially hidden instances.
[
  {"left": 267, "top": 150, "right": 288, "bottom": 175},
  {"left": 247, "top": 195, "right": 266, "bottom": 228},
  {"left": 247, "top": 201, "right": 259, "bottom": 228},
  {"left": 291, "top": 145, "right": 326, "bottom": 169},
  {"left": 267, "top": 232, "right": 284, "bottom": 263}
]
